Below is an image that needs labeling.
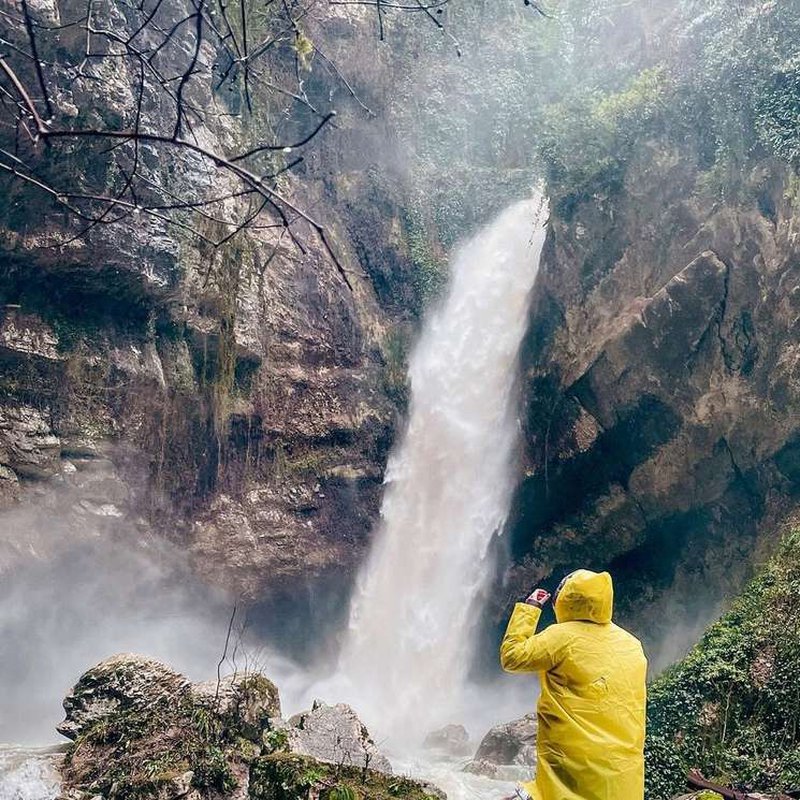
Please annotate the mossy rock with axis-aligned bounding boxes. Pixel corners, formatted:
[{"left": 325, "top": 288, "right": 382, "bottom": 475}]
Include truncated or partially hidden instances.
[
  {"left": 191, "top": 673, "right": 281, "bottom": 742},
  {"left": 57, "top": 653, "right": 191, "bottom": 741},
  {"left": 58, "top": 655, "right": 284, "bottom": 799},
  {"left": 249, "top": 754, "right": 445, "bottom": 800}
]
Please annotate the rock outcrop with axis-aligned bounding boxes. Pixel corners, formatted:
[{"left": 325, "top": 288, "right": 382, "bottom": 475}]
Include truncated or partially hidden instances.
[
  {"left": 57, "top": 653, "right": 192, "bottom": 741},
  {"left": 501, "top": 149, "right": 800, "bottom": 665},
  {"left": 463, "top": 715, "right": 536, "bottom": 780},
  {"left": 283, "top": 700, "right": 392, "bottom": 773},
  {"left": 57, "top": 654, "right": 439, "bottom": 800},
  {"left": 422, "top": 724, "right": 471, "bottom": 757},
  {"left": 0, "top": 0, "right": 430, "bottom": 635}
]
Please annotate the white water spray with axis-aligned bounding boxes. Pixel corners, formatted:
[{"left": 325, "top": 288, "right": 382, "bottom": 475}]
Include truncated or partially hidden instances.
[{"left": 325, "top": 196, "right": 548, "bottom": 745}]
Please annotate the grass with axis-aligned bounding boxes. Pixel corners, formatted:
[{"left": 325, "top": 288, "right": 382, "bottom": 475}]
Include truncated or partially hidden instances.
[{"left": 249, "top": 754, "right": 442, "bottom": 800}]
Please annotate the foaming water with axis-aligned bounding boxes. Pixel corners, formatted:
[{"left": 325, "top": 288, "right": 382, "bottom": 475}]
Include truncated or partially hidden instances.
[
  {"left": 301, "top": 196, "right": 548, "bottom": 753},
  {"left": 393, "top": 752, "right": 517, "bottom": 800},
  {"left": 0, "top": 745, "right": 62, "bottom": 800}
]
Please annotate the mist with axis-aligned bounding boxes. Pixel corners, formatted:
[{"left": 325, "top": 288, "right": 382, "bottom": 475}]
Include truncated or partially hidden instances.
[{"left": 0, "top": 490, "right": 235, "bottom": 744}]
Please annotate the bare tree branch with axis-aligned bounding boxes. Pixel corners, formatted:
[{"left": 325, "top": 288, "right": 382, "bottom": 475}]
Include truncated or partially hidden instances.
[{"left": 0, "top": 0, "right": 543, "bottom": 296}]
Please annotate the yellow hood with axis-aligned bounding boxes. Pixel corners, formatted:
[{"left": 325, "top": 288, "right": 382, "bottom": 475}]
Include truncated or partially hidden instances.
[{"left": 554, "top": 569, "right": 614, "bottom": 624}]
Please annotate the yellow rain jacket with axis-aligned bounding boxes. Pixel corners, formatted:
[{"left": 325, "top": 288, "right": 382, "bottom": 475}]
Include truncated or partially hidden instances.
[{"left": 500, "top": 570, "right": 647, "bottom": 800}]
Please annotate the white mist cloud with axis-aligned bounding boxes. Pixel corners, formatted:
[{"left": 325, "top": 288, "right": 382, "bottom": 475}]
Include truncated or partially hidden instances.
[{"left": 0, "top": 490, "right": 235, "bottom": 744}]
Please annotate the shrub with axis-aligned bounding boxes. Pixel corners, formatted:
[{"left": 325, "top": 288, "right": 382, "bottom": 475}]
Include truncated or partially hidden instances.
[{"left": 645, "top": 532, "right": 800, "bottom": 799}]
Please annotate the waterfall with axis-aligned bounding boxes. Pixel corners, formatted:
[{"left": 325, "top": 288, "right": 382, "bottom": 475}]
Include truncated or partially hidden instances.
[
  {"left": 0, "top": 197, "right": 548, "bottom": 800},
  {"left": 329, "top": 195, "right": 549, "bottom": 745}
]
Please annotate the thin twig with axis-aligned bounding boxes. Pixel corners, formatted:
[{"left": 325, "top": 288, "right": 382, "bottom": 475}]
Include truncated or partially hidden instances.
[{"left": 19, "top": 0, "right": 54, "bottom": 119}]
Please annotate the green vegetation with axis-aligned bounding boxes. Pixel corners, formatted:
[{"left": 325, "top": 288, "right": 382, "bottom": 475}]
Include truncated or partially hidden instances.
[
  {"left": 381, "top": 327, "right": 410, "bottom": 410},
  {"left": 264, "top": 728, "right": 290, "bottom": 753},
  {"left": 534, "top": 1, "right": 800, "bottom": 212},
  {"left": 401, "top": 209, "right": 447, "bottom": 314},
  {"left": 62, "top": 697, "right": 240, "bottom": 797},
  {"left": 61, "top": 674, "right": 278, "bottom": 799},
  {"left": 645, "top": 532, "right": 800, "bottom": 800},
  {"left": 57, "top": 663, "right": 449, "bottom": 800},
  {"left": 329, "top": 784, "right": 361, "bottom": 800},
  {"left": 538, "top": 66, "right": 668, "bottom": 212},
  {"left": 249, "top": 754, "right": 442, "bottom": 800}
]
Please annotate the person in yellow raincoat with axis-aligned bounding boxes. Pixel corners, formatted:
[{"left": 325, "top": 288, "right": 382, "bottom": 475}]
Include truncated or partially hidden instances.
[{"left": 500, "top": 569, "right": 647, "bottom": 800}]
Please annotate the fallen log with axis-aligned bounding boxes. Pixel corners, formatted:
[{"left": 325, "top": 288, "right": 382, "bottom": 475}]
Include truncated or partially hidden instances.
[{"left": 687, "top": 769, "right": 796, "bottom": 800}]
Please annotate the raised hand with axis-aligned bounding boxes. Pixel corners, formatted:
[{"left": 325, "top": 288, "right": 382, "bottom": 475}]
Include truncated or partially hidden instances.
[{"left": 525, "top": 588, "right": 551, "bottom": 608}]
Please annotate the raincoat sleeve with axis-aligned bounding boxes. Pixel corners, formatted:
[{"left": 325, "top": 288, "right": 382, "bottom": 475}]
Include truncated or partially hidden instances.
[{"left": 500, "top": 602, "right": 564, "bottom": 673}]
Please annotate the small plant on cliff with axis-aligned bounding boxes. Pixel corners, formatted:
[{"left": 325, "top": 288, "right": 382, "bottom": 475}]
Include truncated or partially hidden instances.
[
  {"left": 402, "top": 209, "right": 447, "bottom": 314},
  {"left": 264, "top": 728, "right": 290, "bottom": 753},
  {"left": 381, "top": 328, "right": 410, "bottom": 410},
  {"left": 191, "top": 747, "right": 238, "bottom": 794}
]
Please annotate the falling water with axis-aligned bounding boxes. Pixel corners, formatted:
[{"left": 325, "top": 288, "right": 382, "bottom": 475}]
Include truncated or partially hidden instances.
[{"left": 329, "top": 195, "right": 548, "bottom": 745}]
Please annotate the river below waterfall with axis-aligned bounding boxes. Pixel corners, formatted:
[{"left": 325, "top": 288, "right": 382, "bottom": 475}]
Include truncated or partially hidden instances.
[
  {"left": 0, "top": 745, "right": 62, "bottom": 800},
  {"left": 0, "top": 744, "right": 518, "bottom": 800}
]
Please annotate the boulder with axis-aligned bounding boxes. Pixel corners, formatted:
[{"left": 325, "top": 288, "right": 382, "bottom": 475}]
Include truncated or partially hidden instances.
[
  {"left": 57, "top": 653, "right": 189, "bottom": 740},
  {"left": 463, "top": 714, "right": 536, "bottom": 779},
  {"left": 56, "top": 655, "right": 444, "bottom": 800},
  {"left": 283, "top": 700, "right": 392, "bottom": 774},
  {"left": 422, "top": 724, "right": 472, "bottom": 756},
  {"left": 192, "top": 674, "right": 281, "bottom": 742},
  {"left": 57, "top": 654, "right": 286, "bottom": 800}
]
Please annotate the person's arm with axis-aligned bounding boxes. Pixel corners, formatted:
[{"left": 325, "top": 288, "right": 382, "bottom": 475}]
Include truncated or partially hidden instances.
[{"left": 500, "top": 590, "right": 562, "bottom": 673}]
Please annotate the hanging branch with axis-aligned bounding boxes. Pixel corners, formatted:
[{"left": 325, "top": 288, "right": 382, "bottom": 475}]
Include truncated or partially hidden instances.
[
  {"left": 0, "top": 0, "right": 353, "bottom": 283},
  {"left": 18, "top": 0, "right": 53, "bottom": 119},
  {"left": 0, "top": 0, "right": 544, "bottom": 294}
]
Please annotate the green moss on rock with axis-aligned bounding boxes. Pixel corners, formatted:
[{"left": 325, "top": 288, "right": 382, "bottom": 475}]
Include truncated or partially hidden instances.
[
  {"left": 58, "top": 655, "right": 285, "bottom": 799},
  {"left": 249, "top": 754, "right": 444, "bottom": 800}
]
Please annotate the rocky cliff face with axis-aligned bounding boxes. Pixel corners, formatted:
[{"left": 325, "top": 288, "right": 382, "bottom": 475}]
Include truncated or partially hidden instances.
[
  {"left": 0, "top": 0, "right": 428, "bottom": 640},
  {"left": 9, "top": 0, "right": 796, "bottom": 684},
  {"left": 504, "top": 152, "right": 800, "bottom": 664}
]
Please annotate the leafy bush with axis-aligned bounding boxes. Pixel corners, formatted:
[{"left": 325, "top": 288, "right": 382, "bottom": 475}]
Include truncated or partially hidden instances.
[
  {"left": 537, "top": 0, "right": 800, "bottom": 212},
  {"left": 645, "top": 532, "right": 800, "bottom": 799},
  {"left": 756, "top": 59, "right": 800, "bottom": 166},
  {"left": 403, "top": 209, "right": 447, "bottom": 313},
  {"left": 264, "top": 728, "right": 290, "bottom": 753},
  {"left": 538, "top": 66, "right": 668, "bottom": 212},
  {"left": 329, "top": 784, "right": 361, "bottom": 800},
  {"left": 191, "top": 746, "right": 238, "bottom": 794}
]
